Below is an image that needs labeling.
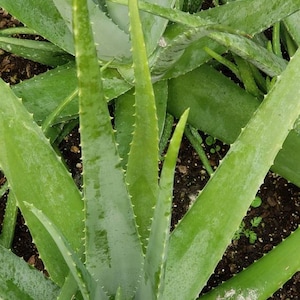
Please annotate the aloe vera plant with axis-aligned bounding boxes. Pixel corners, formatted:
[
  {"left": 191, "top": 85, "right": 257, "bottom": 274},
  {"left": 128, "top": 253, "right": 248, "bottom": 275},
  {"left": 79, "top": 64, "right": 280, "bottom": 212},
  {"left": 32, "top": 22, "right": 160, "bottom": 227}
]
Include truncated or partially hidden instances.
[{"left": 0, "top": 0, "right": 300, "bottom": 299}]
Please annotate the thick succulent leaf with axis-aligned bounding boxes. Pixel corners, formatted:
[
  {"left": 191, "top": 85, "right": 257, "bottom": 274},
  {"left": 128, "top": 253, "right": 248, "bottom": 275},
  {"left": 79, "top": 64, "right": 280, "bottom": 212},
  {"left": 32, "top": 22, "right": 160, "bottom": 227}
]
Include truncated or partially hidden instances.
[
  {"left": 52, "top": 0, "right": 132, "bottom": 63},
  {"left": 73, "top": 0, "right": 143, "bottom": 297},
  {"left": 201, "top": 226, "right": 300, "bottom": 299},
  {"left": 168, "top": 64, "right": 300, "bottom": 187},
  {"left": 136, "top": 109, "right": 189, "bottom": 298},
  {"left": 163, "top": 0, "right": 300, "bottom": 79},
  {"left": 0, "top": 36, "right": 72, "bottom": 66},
  {"left": 126, "top": 0, "right": 159, "bottom": 251},
  {"left": 107, "top": 0, "right": 174, "bottom": 57},
  {"left": 208, "top": 31, "right": 287, "bottom": 77},
  {"left": 284, "top": 10, "right": 300, "bottom": 46},
  {"left": 11, "top": 62, "right": 131, "bottom": 125},
  {"left": 0, "top": 244, "right": 60, "bottom": 300},
  {"left": 0, "top": 192, "right": 17, "bottom": 248},
  {"left": 27, "top": 204, "right": 109, "bottom": 300},
  {"left": 0, "top": 79, "right": 84, "bottom": 286},
  {"left": 115, "top": 80, "right": 168, "bottom": 168},
  {"left": 0, "top": 0, "right": 74, "bottom": 54},
  {"left": 168, "top": 64, "right": 260, "bottom": 143},
  {"left": 163, "top": 48, "right": 300, "bottom": 299}
]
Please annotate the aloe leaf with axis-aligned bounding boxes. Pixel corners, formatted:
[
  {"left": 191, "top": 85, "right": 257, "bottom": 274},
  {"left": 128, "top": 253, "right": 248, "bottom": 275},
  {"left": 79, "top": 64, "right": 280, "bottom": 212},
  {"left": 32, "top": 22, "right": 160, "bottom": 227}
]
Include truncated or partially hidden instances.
[
  {"left": 115, "top": 80, "right": 168, "bottom": 168},
  {"left": 283, "top": 10, "right": 300, "bottom": 46},
  {"left": 106, "top": 0, "right": 174, "bottom": 57},
  {"left": 57, "top": 273, "right": 79, "bottom": 300},
  {"left": 208, "top": 31, "right": 287, "bottom": 77},
  {"left": 0, "top": 36, "right": 72, "bottom": 66},
  {"left": 126, "top": 0, "right": 159, "bottom": 251},
  {"left": 0, "top": 79, "right": 84, "bottom": 285},
  {"left": 168, "top": 64, "right": 300, "bottom": 187},
  {"left": 0, "top": 192, "right": 17, "bottom": 248},
  {"left": 163, "top": 0, "right": 300, "bottom": 79},
  {"left": 0, "top": 0, "right": 74, "bottom": 54},
  {"left": 137, "top": 109, "right": 189, "bottom": 298},
  {"left": 11, "top": 62, "right": 131, "bottom": 125},
  {"left": 73, "top": 0, "right": 143, "bottom": 297},
  {"left": 168, "top": 64, "right": 260, "bottom": 144},
  {"left": 163, "top": 48, "right": 300, "bottom": 299},
  {"left": 52, "top": 0, "right": 132, "bottom": 63},
  {"left": 27, "top": 203, "right": 109, "bottom": 300},
  {"left": 201, "top": 226, "right": 300, "bottom": 299},
  {"left": 0, "top": 244, "right": 60, "bottom": 300}
]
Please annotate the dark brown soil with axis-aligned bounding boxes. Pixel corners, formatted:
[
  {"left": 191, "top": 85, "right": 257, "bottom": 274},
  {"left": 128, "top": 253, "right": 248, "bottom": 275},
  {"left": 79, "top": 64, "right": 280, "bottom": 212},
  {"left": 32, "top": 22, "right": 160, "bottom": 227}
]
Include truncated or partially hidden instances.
[{"left": 1, "top": 5, "right": 300, "bottom": 300}]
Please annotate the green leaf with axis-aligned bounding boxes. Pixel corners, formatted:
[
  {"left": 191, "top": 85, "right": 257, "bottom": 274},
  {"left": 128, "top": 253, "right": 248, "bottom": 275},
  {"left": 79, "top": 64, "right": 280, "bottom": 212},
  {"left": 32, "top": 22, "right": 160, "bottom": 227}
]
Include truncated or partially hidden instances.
[
  {"left": 164, "top": 47, "right": 300, "bottom": 299},
  {"left": 208, "top": 31, "right": 287, "bottom": 77},
  {"left": 126, "top": 0, "right": 160, "bottom": 250},
  {"left": 0, "top": 0, "right": 74, "bottom": 54},
  {"left": 283, "top": 10, "right": 300, "bottom": 46},
  {"left": 73, "top": 0, "right": 143, "bottom": 297},
  {"left": 12, "top": 61, "right": 131, "bottom": 125},
  {"left": 0, "top": 79, "right": 84, "bottom": 286},
  {"left": 163, "top": 0, "right": 300, "bottom": 79},
  {"left": 27, "top": 203, "right": 108, "bottom": 300},
  {"left": 0, "top": 244, "right": 60, "bottom": 300},
  {"left": 0, "top": 192, "right": 17, "bottom": 248},
  {"left": 52, "top": 0, "right": 132, "bottom": 63},
  {"left": 168, "top": 64, "right": 260, "bottom": 144},
  {"left": 0, "top": 36, "right": 72, "bottom": 66},
  {"left": 202, "top": 226, "right": 300, "bottom": 299},
  {"left": 114, "top": 80, "right": 168, "bottom": 168},
  {"left": 137, "top": 109, "right": 189, "bottom": 298},
  {"left": 168, "top": 64, "right": 300, "bottom": 187},
  {"left": 107, "top": 0, "right": 175, "bottom": 58}
]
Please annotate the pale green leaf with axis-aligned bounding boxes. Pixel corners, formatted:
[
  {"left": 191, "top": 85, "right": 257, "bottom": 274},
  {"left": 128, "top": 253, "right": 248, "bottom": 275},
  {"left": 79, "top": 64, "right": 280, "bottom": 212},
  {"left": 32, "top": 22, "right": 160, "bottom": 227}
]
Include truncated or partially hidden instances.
[
  {"left": 164, "top": 47, "right": 300, "bottom": 299},
  {"left": 0, "top": 244, "right": 60, "bottom": 300},
  {"left": 73, "top": 0, "right": 143, "bottom": 297},
  {"left": 0, "top": 79, "right": 84, "bottom": 286},
  {"left": 126, "top": 0, "right": 159, "bottom": 251}
]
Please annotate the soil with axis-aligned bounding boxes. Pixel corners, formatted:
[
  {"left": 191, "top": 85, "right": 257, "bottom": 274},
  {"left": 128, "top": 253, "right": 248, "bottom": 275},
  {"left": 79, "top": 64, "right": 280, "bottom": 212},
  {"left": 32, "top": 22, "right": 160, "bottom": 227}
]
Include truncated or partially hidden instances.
[{"left": 1, "top": 5, "right": 300, "bottom": 300}]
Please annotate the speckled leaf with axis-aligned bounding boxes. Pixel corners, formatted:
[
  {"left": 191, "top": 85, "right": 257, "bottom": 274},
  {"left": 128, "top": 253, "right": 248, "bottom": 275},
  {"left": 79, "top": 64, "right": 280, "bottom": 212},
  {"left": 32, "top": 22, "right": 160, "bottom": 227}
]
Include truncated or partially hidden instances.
[
  {"left": 136, "top": 109, "right": 189, "bottom": 298},
  {"left": 0, "top": 79, "right": 84, "bottom": 286},
  {"left": 162, "top": 0, "right": 300, "bottom": 79},
  {"left": 0, "top": 0, "right": 74, "bottom": 54},
  {"left": 0, "top": 36, "right": 72, "bottom": 66},
  {"left": 11, "top": 61, "right": 131, "bottom": 125},
  {"left": 107, "top": 0, "right": 174, "bottom": 57},
  {"left": 126, "top": 0, "right": 159, "bottom": 251},
  {"left": 284, "top": 10, "right": 300, "bottom": 46},
  {"left": 168, "top": 64, "right": 300, "bottom": 187},
  {"left": 208, "top": 31, "right": 287, "bottom": 77},
  {"left": 52, "top": 0, "right": 132, "bottom": 63},
  {"left": 0, "top": 244, "right": 60, "bottom": 300},
  {"left": 27, "top": 204, "right": 108, "bottom": 300},
  {"left": 73, "top": 0, "right": 143, "bottom": 297},
  {"left": 163, "top": 48, "right": 300, "bottom": 299},
  {"left": 115, "top": 80, "right": 168, "bottom": 169}
]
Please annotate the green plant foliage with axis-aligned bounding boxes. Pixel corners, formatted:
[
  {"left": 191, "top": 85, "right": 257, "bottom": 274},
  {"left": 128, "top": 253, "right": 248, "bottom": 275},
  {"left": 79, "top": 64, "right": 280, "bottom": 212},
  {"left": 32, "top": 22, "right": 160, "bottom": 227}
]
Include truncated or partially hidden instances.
[
  {"left": 163, "top": 47, "right": 300, "bottom": 299},
  {"left": 0, "top": 0, "right": 300, "bottom": 299},
  {"left": 0, "top": 244, "right": 60, "bottom": 300},
  {"left": 0, "top": 79, "right": 84, "bottom": 286},
  {"left": 73, "top": 0, "right": 143, "bottom": 297}
]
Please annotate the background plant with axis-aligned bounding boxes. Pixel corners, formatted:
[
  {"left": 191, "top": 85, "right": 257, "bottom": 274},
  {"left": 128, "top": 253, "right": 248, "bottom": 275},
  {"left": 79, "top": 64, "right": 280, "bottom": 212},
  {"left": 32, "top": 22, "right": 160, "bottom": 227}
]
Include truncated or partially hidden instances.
[{"left": 0, "top": 0, "right": 299, "bottom": 299}]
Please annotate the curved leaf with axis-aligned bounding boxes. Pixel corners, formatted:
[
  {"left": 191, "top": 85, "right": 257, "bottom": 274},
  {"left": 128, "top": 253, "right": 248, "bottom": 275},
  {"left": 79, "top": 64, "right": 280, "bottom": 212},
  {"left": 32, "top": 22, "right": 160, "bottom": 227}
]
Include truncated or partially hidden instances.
[
  {"left": 0, "top": 79, "right": 84, "bottom": 286},
  {"left": 73, "top": 0, "right": 143, "bottom": 297},
  {"left": 0, "top": 0, "right": 74, "bottom": 54},
  {"left": 126, "top": 0, "right": 159, "bottom": 251},
  {"left": 164, "top": 47, "right": 300, "bottom": 299},
  {"left": 0, "top": 244, "right": 60, "bottom": 300}
]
